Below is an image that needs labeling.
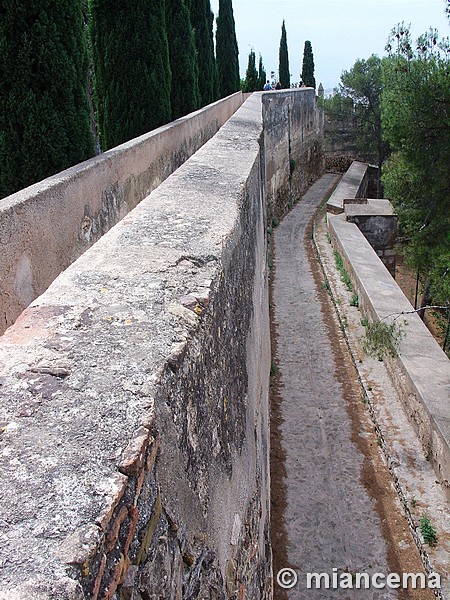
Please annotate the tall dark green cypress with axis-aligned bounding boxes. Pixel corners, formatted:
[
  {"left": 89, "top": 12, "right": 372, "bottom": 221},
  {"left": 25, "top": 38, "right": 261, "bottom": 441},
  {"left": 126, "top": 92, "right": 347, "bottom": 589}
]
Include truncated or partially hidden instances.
[
  {"left": 258, "top": 54, "right": 267, "bottom": 91},
  {"left": 301, "top": 40, "right": 316, "bottom": 88},
  {"left": 188, "top": 0, "right": 217, "bottom": 106},
  {"left": 0, "top": 0, "right": 94, "bottom": 199},
  {"left": 279, "top": 20, "right": 290, "bottom": 89},
  {"left": 243, "top": 50, "right": 258, "bottom": 93},
  {"left": 166, "top": 0, "right": 200, "bottom": 120},
  {"left": 90, "top": 0, "right": 171, "bottom": 150},
  {"left": 216, "top": 0, "right": 240, "bottom": 98}
]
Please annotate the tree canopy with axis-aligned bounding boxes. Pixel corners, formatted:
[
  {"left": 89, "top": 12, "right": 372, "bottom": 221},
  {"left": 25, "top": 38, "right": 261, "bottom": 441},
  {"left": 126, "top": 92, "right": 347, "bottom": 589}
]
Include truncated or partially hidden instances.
[
  {"left": 278, "top": 20, "right": 290, "bottom": 89},
  {"left": 0, "top": 0, "right": 94, "bottom": 198},
  {"left": 216, "top": 0, "right": 240, "bottom": 98},
  {"left": 243, "top": 50, "right": 258, "bottom": 93},
  {"left": 382, "top": 25, "right": 450, "bottom": 306},
  {"left": 188, "top": 0, "right": 217, "bottom": 106},
  {"left": 333, "top": 55, "right": 389, "bottom": 179},
  {"left": 258, "top": 54, "right": 267, "bottom": 91}
]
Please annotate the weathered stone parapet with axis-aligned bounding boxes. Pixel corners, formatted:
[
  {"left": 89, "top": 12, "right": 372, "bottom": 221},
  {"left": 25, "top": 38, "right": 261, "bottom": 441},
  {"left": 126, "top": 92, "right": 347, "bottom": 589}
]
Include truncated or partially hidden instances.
[
  {"left": 0, "top": 93, "right": 244, "bottom": 335},
  {"left": 326, "top": 160, "right": 370, "bottom": 214},
  {"left": 0, "top": 88, "right": 324, "bottom": 599},
  {"left": 0, "top": 94, "right": 272, "bottom": 599},
  {"left": 344, "top": 199, "right": 398, "bottom": 276},
  {"left": 328, "top": 213, "right": 450, "bottom": 500}
]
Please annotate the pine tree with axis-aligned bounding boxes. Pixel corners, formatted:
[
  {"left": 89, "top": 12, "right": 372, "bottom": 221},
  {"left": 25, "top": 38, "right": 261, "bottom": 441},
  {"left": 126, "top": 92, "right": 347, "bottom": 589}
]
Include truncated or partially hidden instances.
[
  {"left": 166, "top": 0, "right": 200, "bottom": 120},
  {"left": 279, "top": 20, "right": 290, "bottom": 89},
  {"left": 243, "top": 50, "right": 258, "bottom": 92},
  {"left": 90, "top": 0, "right": 171, "bottom": 150},
  {"left": 258, "top": 54, "right": 267, "bottom": 91},
  {"left": 0, "top": 0, "right": 94, "bottom": 199},
  {"left": 188, "top": 0, "right": 217, "bottom": 106},
  {"left": 301, "top": 40, "right": 316, "bottom": 88},
  {"left": 216, "top": 0, "right": 240, "bottom": 98}
]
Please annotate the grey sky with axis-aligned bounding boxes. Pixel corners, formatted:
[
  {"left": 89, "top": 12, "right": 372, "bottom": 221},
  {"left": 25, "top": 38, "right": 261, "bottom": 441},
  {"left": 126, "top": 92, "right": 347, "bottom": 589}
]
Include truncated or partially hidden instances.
[{"left": 210, "top": 0, "right": 449, "bottom": 91}]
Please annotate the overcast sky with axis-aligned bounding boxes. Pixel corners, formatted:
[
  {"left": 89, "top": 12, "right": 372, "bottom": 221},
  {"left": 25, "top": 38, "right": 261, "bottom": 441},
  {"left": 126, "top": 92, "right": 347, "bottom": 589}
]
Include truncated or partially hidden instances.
[{"left": 210, "top": 0, "right": 449, "bottom": 92}]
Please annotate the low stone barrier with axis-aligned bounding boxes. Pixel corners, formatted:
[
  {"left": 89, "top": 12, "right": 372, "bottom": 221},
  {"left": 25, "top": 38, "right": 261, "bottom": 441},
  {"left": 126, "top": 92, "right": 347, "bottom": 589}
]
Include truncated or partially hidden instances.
[
  {"left": 0, "top": 93, "right": 244, "bottom": 334},
  {"left": 0, "top": 93, "right": 272, "bottom": 599},
  {"left": 0, "top": 87, "right": 325, "bottom": 598},
  {"left": 326, "top": 160, "right": 369, "bottom": 214},
  {"left": 328, "top": 213, "right": 450, "bottom": 499}
]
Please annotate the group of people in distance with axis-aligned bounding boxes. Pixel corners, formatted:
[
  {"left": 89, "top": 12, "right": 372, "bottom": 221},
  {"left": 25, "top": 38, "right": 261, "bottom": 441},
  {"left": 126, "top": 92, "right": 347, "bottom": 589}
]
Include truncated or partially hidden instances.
[{"left": 263, "top": 80, "right": 307, "bottom": 90}]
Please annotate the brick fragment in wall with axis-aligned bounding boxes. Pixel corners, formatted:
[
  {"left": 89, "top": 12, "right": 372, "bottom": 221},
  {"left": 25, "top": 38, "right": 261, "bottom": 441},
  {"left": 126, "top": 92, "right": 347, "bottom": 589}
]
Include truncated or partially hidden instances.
[
  {"left": 118, "top": 426, "right": 151, "bottom": 476},
  {"left": 145, "top": 434, "right": 160, "bottom": 472},
  {"left": 102, "top": 553, "right": 126, "bottom": 600},
  {"left": 136, "top": 494, "right": 162, "bottom": 565},
  {"left": 91, "top": 554, "right": 107, "bottom": 600},
  {"left": 96, "top": 473, "right": 129, "bottom": 531},
  {"left": 105, "top": 505, "right": 129, "bottom": 553},
  {"left": 124, "top": 506, "right": 139, "bottom": 556}
]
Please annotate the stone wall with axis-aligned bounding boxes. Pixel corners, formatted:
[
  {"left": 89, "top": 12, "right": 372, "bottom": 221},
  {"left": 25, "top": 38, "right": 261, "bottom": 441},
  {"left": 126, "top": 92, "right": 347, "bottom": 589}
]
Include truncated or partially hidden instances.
[
  {"left": 344, "top": 199, "right": 398, "bottom": 276},
  {"left": 0, "top": 93, "right": 244, "bottom": 335},
  {"left": 263, "top": 88, "right": 324, "bottom": 224},
  {"left": 0, "top": 90, "right": 324, "bottom": 599},
  {"left": 328, "top": 213, "right": 450, "bottom": 500},
  {"left": 0, "top": 94, "right": 272, "bottom": 600}
]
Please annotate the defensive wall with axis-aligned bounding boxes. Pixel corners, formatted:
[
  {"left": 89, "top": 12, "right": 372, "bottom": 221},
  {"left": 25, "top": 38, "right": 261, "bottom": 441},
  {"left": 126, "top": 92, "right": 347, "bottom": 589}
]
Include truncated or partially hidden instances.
[
  {"left": 0, "top": 93, "right": 244, "bottom": 335},
  {"left": 327, "top": 164, "right": 450, "bottom": 498},
  {"left": 0, "top": 89, "right": 324, "bottom": 598}
]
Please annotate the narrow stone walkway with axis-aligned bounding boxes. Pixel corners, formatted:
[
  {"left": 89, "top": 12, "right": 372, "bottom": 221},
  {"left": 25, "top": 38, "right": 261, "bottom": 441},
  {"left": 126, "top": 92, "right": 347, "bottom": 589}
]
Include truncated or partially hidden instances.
[{"left": 270, "top": 175, "right": 428, "bottom": 599}]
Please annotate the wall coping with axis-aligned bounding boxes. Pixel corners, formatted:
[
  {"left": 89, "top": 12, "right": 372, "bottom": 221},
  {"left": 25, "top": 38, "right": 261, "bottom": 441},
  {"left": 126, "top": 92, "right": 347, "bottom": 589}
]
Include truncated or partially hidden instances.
[
  {"left": 327, "top": 160, "right": 368, "bottom": 214},
  {"left": 0, "top": 94, "right": 266, "bottom": 597},
  {"left": 328, "top": 213, "right": 450, "bottom": 494}
]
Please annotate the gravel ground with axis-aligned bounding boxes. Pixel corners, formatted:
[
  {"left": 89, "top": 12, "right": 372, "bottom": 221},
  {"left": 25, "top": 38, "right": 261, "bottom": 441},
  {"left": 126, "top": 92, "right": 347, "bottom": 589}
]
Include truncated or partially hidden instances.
[{"left": 270, "top": 174, "right": 443, "bottom": 599}]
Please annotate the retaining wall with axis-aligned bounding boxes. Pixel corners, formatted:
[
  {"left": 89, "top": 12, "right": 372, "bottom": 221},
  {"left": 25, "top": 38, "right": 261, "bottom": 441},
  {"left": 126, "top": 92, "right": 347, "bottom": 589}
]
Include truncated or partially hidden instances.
[
  {"left": 0, "top": 93, "right": 244, "bottom": 335},
  {"left": 0, "top": 89, "right": 324, "bottom": 598},
  {"left": 327, "top": 160, "right": 370, "bottom": 214},
  {"left": 328, "top": 214, "right": 450, "bottom": 499}
]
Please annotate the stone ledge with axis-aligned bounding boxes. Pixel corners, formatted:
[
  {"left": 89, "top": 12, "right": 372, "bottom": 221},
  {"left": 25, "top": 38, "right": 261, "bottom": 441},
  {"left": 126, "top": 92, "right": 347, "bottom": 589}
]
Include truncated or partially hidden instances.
[
  {"left": 0, "top": 93, "right": 244, "bottom": 334},
  {"left": 326, "top": 160, "right": 369, "bottom": 214},
  {"left": 328, "top": 213, "right": 450, "bottom": 498}
]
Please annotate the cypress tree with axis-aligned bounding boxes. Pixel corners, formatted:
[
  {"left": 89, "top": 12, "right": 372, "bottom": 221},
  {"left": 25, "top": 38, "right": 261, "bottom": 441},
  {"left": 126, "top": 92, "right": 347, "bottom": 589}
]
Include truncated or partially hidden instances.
[
  {"left": 258, "top": 54, "right": 267, "bottom": 91},
  {"left": 0, "top": 0, "right": 94, "bottom": 199},
  {"left": 279, "top": 20, "right": 290, "bottom": 89},
  {"left": 188, "top": 0, "right": 217, "bottom": 106},
  {"left": 216, "top": 0, "right": 240, "bottom": 98},
  {"left": 166, "top": 0, "right": 200, "bottom": 120},
  {"left": 243, "top": 50, "right": 258, "bottom": 93},
  {"left": 301, "top": 40, "right": 316, "bottom": 88},
  {"left": 90, "top": 0, "right": 171, "bottom": 150}
]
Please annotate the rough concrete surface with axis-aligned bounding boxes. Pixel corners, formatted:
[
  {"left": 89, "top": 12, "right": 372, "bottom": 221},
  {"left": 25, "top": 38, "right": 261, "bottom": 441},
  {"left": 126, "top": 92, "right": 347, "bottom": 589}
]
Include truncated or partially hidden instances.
[{"left": 271, "top": 174, "right": 438, "bottom": 599}]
